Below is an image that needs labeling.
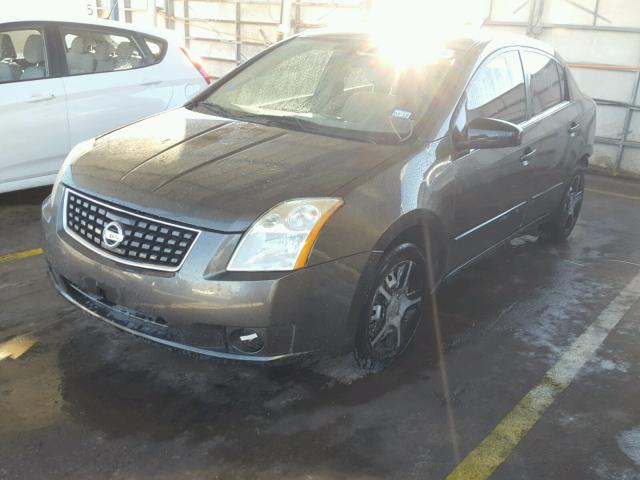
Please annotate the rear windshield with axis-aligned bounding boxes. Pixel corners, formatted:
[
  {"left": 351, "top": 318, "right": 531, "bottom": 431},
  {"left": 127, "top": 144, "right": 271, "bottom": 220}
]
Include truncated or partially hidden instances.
[{"left": 193, "top": 36, "right": 455, "bottom": 144}]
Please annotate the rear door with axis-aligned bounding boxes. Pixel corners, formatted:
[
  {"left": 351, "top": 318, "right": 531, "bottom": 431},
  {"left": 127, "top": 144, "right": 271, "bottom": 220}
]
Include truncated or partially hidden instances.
[
  {"left": 519, "top": 50, "right": 578, "bottom": 224},
  {"left": 449, "top": 49, "right": 530, "bottom": 269},
  {"left": 54, "top": 23, "right": 174, "bottom": 147},
  {"left": 0, "top": 23, "right": 69, "bottom": 192}
]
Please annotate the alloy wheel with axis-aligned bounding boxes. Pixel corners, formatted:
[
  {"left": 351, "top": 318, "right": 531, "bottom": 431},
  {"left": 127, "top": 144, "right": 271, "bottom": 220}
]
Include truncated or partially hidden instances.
[
  {"left": 367, "top": 258, "right": 424, "bottom": 360},
  {"left": 562, "top": 173, "right": 584, "bottom": 234}
]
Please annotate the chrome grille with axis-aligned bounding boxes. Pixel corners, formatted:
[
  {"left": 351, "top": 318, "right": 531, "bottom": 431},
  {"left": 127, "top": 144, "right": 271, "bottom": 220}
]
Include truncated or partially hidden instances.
[{"left": 63, "top": 188, "right": 200, "bottom": 271}]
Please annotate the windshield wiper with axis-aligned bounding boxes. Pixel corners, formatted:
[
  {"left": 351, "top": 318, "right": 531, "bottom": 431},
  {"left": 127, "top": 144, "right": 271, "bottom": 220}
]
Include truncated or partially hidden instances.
[
  {"left": 197, "top": 102, "right": 237, "bottom": 119},
  {"left": 196, "top": 104, "right": 316, "bottom": 132},
  {"left": 234, "top": 113, "right": 320, "bottom": 133},
  {"left": 196, "top": 106, "right": 379, "bottom": 144},
  {"left": 244, "top": 114, "right": 383, "bottom": 144}
]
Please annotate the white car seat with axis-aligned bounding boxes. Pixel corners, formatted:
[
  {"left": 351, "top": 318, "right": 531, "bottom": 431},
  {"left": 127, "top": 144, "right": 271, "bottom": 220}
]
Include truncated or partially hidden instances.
[
  {"left": 0, "top": 34, "right": 21, "bottom": 82},
  {"left": 94, "top": 42, "right": 116, "bottom": 72},
  {"left": 115, "top": 42, "right": 142, "bottom": 70},
  {"left": 0, "top": 62, "right": 13, "bottom": 82},
  {"left": 21, "top": 34, "right": 46, "bottom": 80},
  {"left": 66, "top": 36, "right": 95, "bottom": 75}
]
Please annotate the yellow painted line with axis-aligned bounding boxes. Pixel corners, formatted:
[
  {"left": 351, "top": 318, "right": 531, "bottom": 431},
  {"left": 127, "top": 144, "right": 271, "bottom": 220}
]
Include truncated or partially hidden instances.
[
  {"left": 0, "top": 335, "right": 37, "bottom": 361},
  {"left": 0, "top": 248, "right": 43, "bottom": 265},
  {"left": 446, "top": 271, "right": 640, "bottom": 480},
  {"left": 586, "top": 188, "right": 640, "bottom": 202}
]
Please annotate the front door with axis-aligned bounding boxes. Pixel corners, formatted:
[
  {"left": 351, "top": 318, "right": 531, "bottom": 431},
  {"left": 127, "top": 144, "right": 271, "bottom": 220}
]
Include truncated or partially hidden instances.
[{"left": 449, "top": 49, "right": 530, "bottom": 270}]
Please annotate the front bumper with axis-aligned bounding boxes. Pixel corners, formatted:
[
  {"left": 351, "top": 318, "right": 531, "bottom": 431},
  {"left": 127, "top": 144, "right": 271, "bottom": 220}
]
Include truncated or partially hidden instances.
[{"left": 42, "top": 188, "right": 375, "bottom": 362}]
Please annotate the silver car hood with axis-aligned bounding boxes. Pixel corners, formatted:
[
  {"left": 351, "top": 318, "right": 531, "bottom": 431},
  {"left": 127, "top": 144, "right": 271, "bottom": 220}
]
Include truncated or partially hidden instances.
[{"left": 65, "top": 108, "right": 399, "bottom": 232}]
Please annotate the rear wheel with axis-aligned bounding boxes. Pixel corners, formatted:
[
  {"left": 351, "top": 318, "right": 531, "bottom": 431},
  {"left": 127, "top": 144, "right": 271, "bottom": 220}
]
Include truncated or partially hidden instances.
[
  {"left": 541, "top": 169, "right": 585, "bottom": 243},
  {"left": 355, "top": 243, "right": 426, "bottom": 369}
]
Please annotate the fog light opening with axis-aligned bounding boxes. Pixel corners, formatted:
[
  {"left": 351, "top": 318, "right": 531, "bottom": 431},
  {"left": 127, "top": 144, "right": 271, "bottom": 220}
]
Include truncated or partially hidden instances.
[{"left": 229, "top": 328, "right": 264, "bottom": 354}]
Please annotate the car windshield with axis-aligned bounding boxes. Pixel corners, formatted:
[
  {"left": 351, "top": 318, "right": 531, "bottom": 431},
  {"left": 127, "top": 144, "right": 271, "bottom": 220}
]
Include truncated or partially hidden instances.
[{"left": 193, "top": 36, "right": 456, "bottom": 144}]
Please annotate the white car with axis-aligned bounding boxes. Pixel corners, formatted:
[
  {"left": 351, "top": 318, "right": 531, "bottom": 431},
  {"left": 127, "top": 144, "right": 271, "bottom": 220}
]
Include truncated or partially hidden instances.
[{"left": 0, "top": 17, "right": 210, "bottom": 193}]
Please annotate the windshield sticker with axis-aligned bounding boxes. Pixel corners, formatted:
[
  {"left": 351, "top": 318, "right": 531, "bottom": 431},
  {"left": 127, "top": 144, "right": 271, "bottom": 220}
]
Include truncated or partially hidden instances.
[{"left": 392, "top": 109, "right": 412, "bottom": 120}]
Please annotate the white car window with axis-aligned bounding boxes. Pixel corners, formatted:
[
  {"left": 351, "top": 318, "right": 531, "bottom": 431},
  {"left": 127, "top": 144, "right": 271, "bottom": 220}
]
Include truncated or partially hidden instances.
[
  {"left": 144, "top": 38, "right": 164, "bottom": 60},
  {"left": 60, "top": 26, "right": 145, "bottom": 75},
  {"left": 0, "top": 28, "right": 49, "bottom": 83}
]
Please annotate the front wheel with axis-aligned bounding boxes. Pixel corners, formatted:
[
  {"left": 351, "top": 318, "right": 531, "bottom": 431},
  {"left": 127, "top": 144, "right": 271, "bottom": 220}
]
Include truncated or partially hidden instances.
[
  {"left": 354, "top": 243, "right": 426, "bottom": 369},
  {"left": 541, "top": 170, "right": 585, "bottom": 243}
]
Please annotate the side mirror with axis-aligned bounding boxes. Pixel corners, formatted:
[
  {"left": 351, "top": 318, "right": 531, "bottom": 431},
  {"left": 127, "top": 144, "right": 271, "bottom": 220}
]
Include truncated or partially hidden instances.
[{"left": 463, "top": 117, "right": 523, "bottom": 150}]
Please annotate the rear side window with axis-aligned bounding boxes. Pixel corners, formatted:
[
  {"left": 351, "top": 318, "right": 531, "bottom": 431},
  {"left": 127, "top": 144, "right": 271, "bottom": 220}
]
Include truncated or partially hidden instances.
[
  {"left": 144, "top": 37, "right": 165, "bottom": 60},
  {"left": 523, "top": 51, "right": 564, "bottom": 116},
  {"left": 60, "top": 26, "right": 146, "bottom": 76},
  {"left": 0, "top": 28, "right": 49, "bottom": 83},
  {"left": 464, "top": 50, "right": 527, "bottom": 125}
]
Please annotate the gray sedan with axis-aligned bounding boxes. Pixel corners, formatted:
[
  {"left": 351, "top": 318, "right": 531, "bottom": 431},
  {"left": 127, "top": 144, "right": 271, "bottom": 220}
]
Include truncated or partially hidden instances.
[{"left": 42, "top": 31, "right": 596, "bottom": 367}]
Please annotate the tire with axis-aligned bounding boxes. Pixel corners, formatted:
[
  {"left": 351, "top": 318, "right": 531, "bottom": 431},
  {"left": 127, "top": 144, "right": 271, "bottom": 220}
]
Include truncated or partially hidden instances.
[
  {"left": 354, "top": 243, "right": 427, "bottom": 370},
  {"left": 541, "top": 169, "right": 585, "bottom": 243}
]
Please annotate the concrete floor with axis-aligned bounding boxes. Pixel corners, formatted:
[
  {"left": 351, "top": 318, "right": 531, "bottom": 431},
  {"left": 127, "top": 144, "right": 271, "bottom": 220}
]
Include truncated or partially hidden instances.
[{"left": 0, "top": 174, "right": 639, "bottom": 480}]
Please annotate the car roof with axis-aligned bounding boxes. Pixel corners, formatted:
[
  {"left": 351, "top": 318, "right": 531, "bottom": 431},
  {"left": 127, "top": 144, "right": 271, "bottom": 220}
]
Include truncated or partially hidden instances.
[{"left": 2, "top": 15, "right": 176, "bottom": 42}]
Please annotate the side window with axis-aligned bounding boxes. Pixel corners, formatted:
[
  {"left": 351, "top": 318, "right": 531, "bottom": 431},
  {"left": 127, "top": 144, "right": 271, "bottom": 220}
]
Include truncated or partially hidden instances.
[
  {"left": 464, "top": 50, "right": 527, "bottom": 125},
  {"left": 144, "top": 37, "right": 165, "bottom": 60},
  {"left": 0, "top": 28, "right": 49, "bottom": 83},
  {"left": 523, "top": 51, "right": 563, "bottom": 116},
  {"left": 60, "top": 26, "right": 145, "bottom": 76}
]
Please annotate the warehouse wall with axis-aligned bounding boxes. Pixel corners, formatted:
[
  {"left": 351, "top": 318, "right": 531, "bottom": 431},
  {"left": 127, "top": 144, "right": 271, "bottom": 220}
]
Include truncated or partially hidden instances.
[{"left": 104, "top": 0, "right": 640, "bottom": 178}]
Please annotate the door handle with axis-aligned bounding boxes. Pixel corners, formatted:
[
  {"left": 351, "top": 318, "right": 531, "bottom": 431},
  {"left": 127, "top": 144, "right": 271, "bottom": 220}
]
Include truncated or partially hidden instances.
[
  {"left": 140, "top": 80, "right": 162, "bottom": 86},
  {"left": 568, "top": 122, "right": 580, "bottom": 135},
  {"left": 520, "top": 148, "right": 537, "bottom": 166},
  {"left": 24, "top": 94, "right": 55, "bottom": 104}
]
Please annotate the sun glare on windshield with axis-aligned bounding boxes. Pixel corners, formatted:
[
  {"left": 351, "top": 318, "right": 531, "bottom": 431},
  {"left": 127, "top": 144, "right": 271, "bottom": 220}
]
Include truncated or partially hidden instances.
[{"left": 367, "top": 0, "right": 483, "bottom": 70}]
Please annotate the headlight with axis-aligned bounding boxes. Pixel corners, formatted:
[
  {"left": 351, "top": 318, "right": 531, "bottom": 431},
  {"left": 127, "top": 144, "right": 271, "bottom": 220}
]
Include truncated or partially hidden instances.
[
  {"left": 227, "top": 198, "right": 344, "bottom": 271},
  {"left": 51, "top": 138, "right": 95, "bottom": 201}
]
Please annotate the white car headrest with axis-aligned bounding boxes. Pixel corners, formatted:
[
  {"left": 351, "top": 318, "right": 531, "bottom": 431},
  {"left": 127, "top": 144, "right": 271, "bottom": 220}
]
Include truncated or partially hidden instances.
[
  {"left": 69, "top": 36, "right": 88, "bottom": 54},
  {"left": 94, "top": 42, "right": 113, "bottom": 61},
  {"left": 116, "top": 42, "right": 135, "bottom": 59},
  {"left": 24, "top": 34, "right": 44, "bottom": 64},
  {"left": 0, "top": 34, "right": 17, "bottom": 59}
]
